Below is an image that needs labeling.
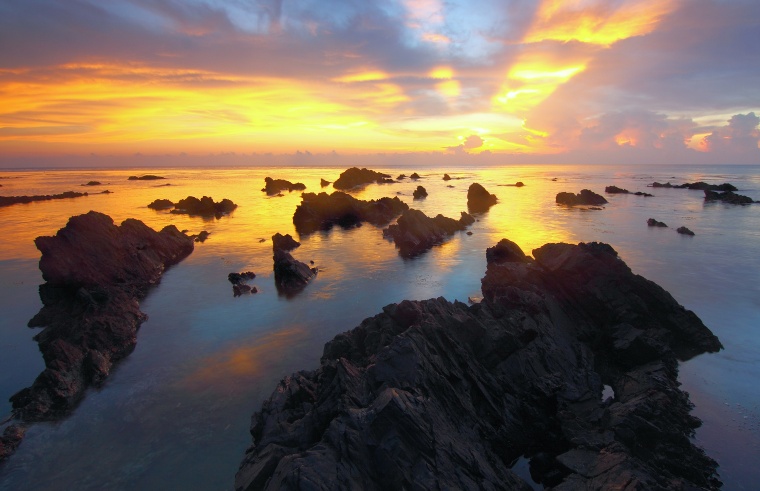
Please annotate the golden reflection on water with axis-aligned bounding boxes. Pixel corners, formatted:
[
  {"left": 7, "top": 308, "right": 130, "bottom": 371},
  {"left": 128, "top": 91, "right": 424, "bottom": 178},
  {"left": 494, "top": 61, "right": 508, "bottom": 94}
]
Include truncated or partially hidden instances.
[{"left": 179, "top": 326, "right": 308, "bottom": 389}]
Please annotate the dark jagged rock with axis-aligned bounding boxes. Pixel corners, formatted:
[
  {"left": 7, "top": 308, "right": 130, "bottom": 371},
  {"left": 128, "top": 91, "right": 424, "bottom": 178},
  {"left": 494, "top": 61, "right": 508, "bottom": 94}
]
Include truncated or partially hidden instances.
[
  {"left": 647, "top": 218, "right": 668, "bottom": 227},
  {"left": 677, "top": 226, "right": 695, "bottom": 236},
  {"left": 649, "top": 181, "right": 737, "bottom": 191},
  {"left": 606, "top": 186, "right": 653, "bottom": 197},
  {"left": 320, "top": 179, "right": 331, "bottom": 188},
  {"left": 467, "top": 183, "right": 498, "bottom": 212},
  {"left": 233, "top": 284, "right": 258, "bottom": 296},
  {"left": 194, "top": 230, "right": 210, "bottom": 242},
  {"left": 703, "top": 189, "right": 755, "bottom": 204},
  {"left": 82, "top": 181, "right": 101, "bottom": 186},
  {"left": 171, "top": 196, "right": 237, "bottom": 218},
  {"left": 0, "top": 424, "right": 26, "bottom": 461},
  {"left": 556, "top": 189, "right": 608, "bottom": 206},
  {"left": 147, "top": 198, "right": 175, "bottom": 210},
  {"left": 442, "top": 173, "right": 451, "bottom": 181},
  {"left": 272, "top": 233, "right": 300, "bottom": 251},
  {"left": 262, "top": 177, "right": 306, "bottom": 195},
  {"left": 485, "top": 238, "right": 530, "bottom": 264},
  {"left": 333, "top": 167, "right": 394, "bottom": 190},
  {"left": 382, "top": 209, "right": 474, "bottom": 256},
  {"left": 236, "top": 240, "right": 721, "bottom": 491},
  {"left": 292, "top": 192, "right": 409, "bottom": 235},
  {"left": 396, "top": 174, "right": 406, "bottom": 180},
  {"left": 8, "top": 212, "right": 194, "bottom": 439},
  {"left": 228, "top": 272, "right": 256, "bottom": 285},
  {"left": 412, "top": 185, "right": 427, "bottom": 199},
  {"left": 128, "top": 175, "right": 165, "bottom": 181},
  {"left": 0, "top": 191, "right": 89, "bottom": 208},
  {"left": 410, "top": 172, "right": 420, "bottom": 180},
  {"left": 272, "top": 235, "right": 316, "bottom": 294}
]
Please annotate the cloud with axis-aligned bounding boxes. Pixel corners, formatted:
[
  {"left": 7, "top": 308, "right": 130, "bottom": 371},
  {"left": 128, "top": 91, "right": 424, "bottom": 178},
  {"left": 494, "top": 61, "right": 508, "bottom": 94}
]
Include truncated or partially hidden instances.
[
  {"left": 702, "top": 112, "right": 760, "bottom": 154},
  {"left": 445, "top": 133, "right": 484, "bottom": 153}
]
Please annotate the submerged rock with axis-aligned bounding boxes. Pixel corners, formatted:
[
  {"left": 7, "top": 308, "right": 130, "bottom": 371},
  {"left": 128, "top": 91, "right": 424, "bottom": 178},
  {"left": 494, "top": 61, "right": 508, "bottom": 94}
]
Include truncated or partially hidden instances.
[
  {"left": 333, "top": 167, "right": 394, "bottom": 190},
  {"left": 649, "top": 181, "right": 737, "bottom": 191},
  {"left": 82, "top": 181, "right": 101, "bottom": 186},
  {"left": 9, "top": 212, "right": 194, "bottom": 435},
  {"left": 412, "top": 185, "right": 427, "bottom": 199},
  {"left": 292, "top": 192, "right": 409, "bottom": 234},
  {"left": 556, "top": 189, "right": 608, "bottom": 206},
  {"left": 0, "top": 191, "right": 89, "bottom": 208},
  {"left": 703, "top": 189, "right": 755, "bottom": 204},
  {"left": 677, "top": 226, "right": 695, "bottom": 236},
  {"left": 382, "top": 209, "right": 474, "bottom": 256},
  {"left": 262, "top": 177, "right": 306, "bottom": 195},
  {"left": 467, "top": 183, "right": 498, "bottom": 212},
  {"left": 605, "top": 186, "right": 653, "bottom": 197},
  {"left": 228, "top": 271, "right": 257, "bottom": 285},
  {"left": 128, "top": 175, "right": 165, "bottom": 181},
  {"left": 647, "top": 218, "right": 668, "bottom": 227},
  {"left": 236, "top": 240, "right": 721, "bottom": 491}
]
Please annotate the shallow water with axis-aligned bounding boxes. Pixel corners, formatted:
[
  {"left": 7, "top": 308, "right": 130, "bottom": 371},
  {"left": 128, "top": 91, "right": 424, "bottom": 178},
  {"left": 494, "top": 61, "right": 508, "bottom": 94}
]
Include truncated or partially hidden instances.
[{"left": 0, "top": 164, "right": 758, "bottom": 489}]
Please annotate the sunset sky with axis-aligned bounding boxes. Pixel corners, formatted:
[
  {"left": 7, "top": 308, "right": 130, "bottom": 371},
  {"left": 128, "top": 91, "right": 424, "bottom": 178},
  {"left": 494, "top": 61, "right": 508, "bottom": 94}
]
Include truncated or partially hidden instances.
[{"left": 1, "top": 0, "right": 758, "bottom": 166}]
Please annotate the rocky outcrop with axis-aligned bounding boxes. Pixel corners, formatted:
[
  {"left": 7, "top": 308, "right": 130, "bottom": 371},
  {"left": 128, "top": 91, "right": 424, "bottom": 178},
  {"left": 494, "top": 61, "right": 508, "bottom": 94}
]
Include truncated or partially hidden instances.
[
  {"left": 703, "top": 190, "right": 755, "bottom": 204},
  {"left": 82, "top": 181, "right": 102, "bottom": 186},
  {"left": 647, "top": 218, "right": 668, "bottom": 227},
  {"left": 467, "top": 183, "right": 498, "bottom": 212},
  {"left": 556, "top": 189, "right": 608, "bottom": 206},
  {"left": 272, "top": 236, "right": 316, "bottom": 295},
  {"left": 382, "top": 209, "right": 475, "bottom": 256},
  {"left": 229, "top": 272, "right": 258, "bottom": 297},
  {"left": 272, "top": 233, "right": 300, "bottom": 251},
  {"left": 262, "top": 177, "right": 306, "bottom": 195},
  {"left": 605, "top": 186, "right": 653, "bottom": 197},
  {"left": 171, "top": 196, "right": 237, "bottom": 218},
  {"left": 412, "top": 186, "right": 427, "bottom": 199},
  {"left": 236, "top": 240, "right": 722, "bottom": 491},
  {"left": 8, "top": 212, "right": 194, "bottom": 434},
  {"left": 292, "top": 192, "right": 409, "bottom": 234},
  {"left": 442, "top": 173, "right": 451, "bottom": 181},
  {"left": 0, "top": 425, "right": 26, "bottom": 461},
  {"left": 147, "top": 199, "right": 174, "bottom": 210},
  {"left": 649, "top": 181, "right": 737, "bottom": 191},
  {"left": 333, "top": 167, "right": 394, "bottom": 190},
  {"left": 410, "top": 172, "right": 420, "bottom": 180},
  {"left": 0, "top": 191, "right": 91, "bottom": 208},
  {"left": 677, "top": 226, "right": 695, "bottom": 236},
  {"left": 320, "top": 179, "right": 331, "bottom": 188},
  {"left": 128, "top": 175, "right": 165, "bottom": 180}
]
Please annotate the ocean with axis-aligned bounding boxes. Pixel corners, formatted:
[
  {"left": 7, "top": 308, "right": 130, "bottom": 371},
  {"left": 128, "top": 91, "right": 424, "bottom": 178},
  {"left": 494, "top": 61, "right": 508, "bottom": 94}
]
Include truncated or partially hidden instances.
[{"left": 0, "top": 164, "right": 758, "bottom": 490}]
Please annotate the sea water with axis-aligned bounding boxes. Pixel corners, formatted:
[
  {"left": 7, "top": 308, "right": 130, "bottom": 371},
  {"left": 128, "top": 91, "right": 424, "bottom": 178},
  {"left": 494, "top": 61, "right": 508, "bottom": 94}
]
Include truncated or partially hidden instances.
[{"left": 0, "top": 164, "right": 758, "bottom": 490}]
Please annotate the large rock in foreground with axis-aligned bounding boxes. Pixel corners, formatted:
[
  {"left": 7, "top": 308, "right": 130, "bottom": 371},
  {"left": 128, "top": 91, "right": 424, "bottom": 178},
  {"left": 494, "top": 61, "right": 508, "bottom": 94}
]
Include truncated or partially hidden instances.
[
  {"left": 332, "top": 167, "right": 394, "bottom": 190},
  {"left": 556, "top": 189, "right": 608, "bottom": 206},
  {"left": 9, "top": 212, "right": 194, "bottom": 428},
  {"left": 236, "top": 240, "right": 722, "bottom": 491},
  {"left": 383, "top": 209, "right": 474, "bottom": 256},
  {"left": 293, "top": 192, "right": 409, "bottom": 234}
]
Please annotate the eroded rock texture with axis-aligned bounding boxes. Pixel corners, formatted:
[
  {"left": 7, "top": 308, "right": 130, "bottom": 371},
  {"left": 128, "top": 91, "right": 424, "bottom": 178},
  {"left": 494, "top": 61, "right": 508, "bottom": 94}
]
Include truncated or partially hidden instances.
[
  {"left": 236, "top": 240, "right": 722, "bottom": 491},
  {"left": 9, "top": 212, "right": 194, "bottom": 429}
]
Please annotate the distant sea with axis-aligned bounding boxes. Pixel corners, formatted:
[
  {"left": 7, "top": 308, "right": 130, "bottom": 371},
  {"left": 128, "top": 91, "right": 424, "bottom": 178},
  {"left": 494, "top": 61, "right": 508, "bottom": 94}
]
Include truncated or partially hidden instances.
[{"left": 1, "top": 164, "right": 758, "bottom": 490}]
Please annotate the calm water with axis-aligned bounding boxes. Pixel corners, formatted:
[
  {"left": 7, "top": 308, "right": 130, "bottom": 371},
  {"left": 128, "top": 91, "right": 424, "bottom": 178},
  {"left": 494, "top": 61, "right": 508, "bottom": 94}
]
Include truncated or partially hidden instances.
[{"left": 0, "top": 164, "right": 758, "bottom": 490}]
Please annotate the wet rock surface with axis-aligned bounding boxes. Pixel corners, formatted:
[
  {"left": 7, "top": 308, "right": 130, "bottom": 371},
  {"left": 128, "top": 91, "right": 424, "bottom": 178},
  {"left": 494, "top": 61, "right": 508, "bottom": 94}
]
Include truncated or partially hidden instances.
[
  {"left": 333, "top": 167, "right": 395, "bottom": 190},
  {"left": 556, "top": 189, "right": 608, "bottom": 206},
  {"left": 412, "top": 185, "right": 428, "bottom": 199},
  {"left": 605, "top": 186, "right": 653, "bottom": 197},
  {"left": 272, "top": 233, "right": 316, "bottom": 294},
  {"left": 703, "top": 189, "right": 756, "bottom": 204},
  {"left": 0, "top": 425, "right": 26, "bottom": 461},
  {"left": 383, "top": 209, "right": 474, "bottom": 257},
  {"left": 262, "top": 177, "right": 306, "bottom": 195},
  {"left": 677, "top": 226, "right": 695, "bottom": 236},
  {"left": 236, "top": 240, "right": 722, "bottom": 491},
  {"left": 292, "top": 192, "right": 409, "bottom": 235},
  {"left": 647, "top": 218, "right": 668, "bottom": 227},
  {"left": 7, "top": 212, "right": 194, "bottom": 441},
  {"left": 467, "top": 182, "right": 498, "bottom": 212}
]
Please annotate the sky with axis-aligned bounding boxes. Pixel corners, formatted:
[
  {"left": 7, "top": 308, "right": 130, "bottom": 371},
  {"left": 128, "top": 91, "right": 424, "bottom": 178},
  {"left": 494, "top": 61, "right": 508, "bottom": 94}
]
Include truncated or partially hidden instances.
[{"left": 0, "top": 0, "right": 759, "bottom": 167}]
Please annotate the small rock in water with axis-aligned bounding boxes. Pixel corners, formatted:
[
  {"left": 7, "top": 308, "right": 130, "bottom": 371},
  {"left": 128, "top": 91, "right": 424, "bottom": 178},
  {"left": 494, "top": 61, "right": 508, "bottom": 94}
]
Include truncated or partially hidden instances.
[{"left": 677, "top": 226, "right": 695, "bottom": 236}]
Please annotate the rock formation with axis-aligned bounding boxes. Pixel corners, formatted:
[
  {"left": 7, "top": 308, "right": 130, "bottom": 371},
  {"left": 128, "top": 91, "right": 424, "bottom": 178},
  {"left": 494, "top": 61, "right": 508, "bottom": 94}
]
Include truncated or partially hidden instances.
[
  {"left": 467, "top": 183, "right": 498, "bottom": 212},
  {"left": 148, "top": 199, "right": 174, "bottom": 210},
  {"left": 412, "top": 186, "right": 427, "bottom": 199},
  {"left": 332, "top": 167, "right": 394, "bottom": 190},
  {"left": 8, "top": 212, "right": 194, "bottom": 441},
  {"left": 410, "top": 172, "right": 420, "bottom": 180},
  {"left": 170, "top": 196, "right": 237, "bottom": 218},
  {"left": 320, "top": 179, "right": 331, "bottom": 188},
  {"left": 292, "top": 192, "right": 409, "bottom": 235},
  {"left": 0, "top": 191, "right": 91, "bottom": 208},
  {"left": 272, "top": 233, "right": 301, "bottom": 251},
  {"left": 605, "top": 186, "right": 653, "bottom": 197},
  {"left": 647, "top": 218, "right": 668, "bottom": 227},
  {"left": 649, "top": 181, "right": 737, "bottom": 191},
  {"left": 262, "top": 177, "right": 306, "bottom": 195},
  {"left": 442, "top": 173, "right": 451, "bottom": 181},
  {"left": 677, "top": 226, "right": 695, "bottom": 236},
  {"left": 556, "top": 189, "right": 608, "bottom": 206},
  {"left": 128, "top": 175, "right": 165, "bottom": 180},
  {"left": 383, "top": 209, "right": 474, "bottom": 256},
  {"left": 236, "top": 240, "right": 722, "bottom": 491},
  {"left": 272, "top": 234, "right": 316, "bottom": 294},
  {"left": 82, "top": 181, "right": 102, "bottom": 186},
  {"left": 703, "top": 190, "right": 755, "bottom": 204}
]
